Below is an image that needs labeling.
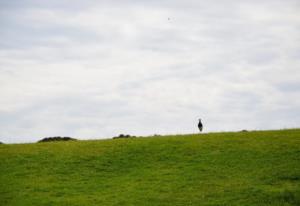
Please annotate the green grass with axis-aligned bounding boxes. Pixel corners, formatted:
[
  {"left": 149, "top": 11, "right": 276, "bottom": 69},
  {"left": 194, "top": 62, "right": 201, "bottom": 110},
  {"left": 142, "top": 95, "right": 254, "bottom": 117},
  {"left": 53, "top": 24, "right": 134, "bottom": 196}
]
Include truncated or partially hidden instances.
[{"left": 1, "top": 129, "right": 300, "bottom": 206}]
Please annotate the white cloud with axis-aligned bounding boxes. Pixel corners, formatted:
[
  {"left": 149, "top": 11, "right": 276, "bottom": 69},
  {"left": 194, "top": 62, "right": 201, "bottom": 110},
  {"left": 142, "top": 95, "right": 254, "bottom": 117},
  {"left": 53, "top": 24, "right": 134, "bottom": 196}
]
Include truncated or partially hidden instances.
[{"left": 0, "top": 0, "right": 299, "bottom": 143}]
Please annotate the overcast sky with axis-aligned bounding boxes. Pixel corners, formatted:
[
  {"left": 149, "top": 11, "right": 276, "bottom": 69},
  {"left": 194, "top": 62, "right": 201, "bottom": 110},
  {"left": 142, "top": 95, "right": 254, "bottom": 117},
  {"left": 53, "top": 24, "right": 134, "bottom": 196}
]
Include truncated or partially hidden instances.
[{"left": 1, "top": 0, "right": 300, "bottom": 143}]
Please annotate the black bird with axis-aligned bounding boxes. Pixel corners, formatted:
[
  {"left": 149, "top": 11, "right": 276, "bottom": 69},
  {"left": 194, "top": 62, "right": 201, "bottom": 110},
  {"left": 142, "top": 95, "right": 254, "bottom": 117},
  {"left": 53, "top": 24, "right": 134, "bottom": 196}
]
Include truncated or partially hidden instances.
[{"left": 198, "top": 119, "right": 203, "bottom": 132}]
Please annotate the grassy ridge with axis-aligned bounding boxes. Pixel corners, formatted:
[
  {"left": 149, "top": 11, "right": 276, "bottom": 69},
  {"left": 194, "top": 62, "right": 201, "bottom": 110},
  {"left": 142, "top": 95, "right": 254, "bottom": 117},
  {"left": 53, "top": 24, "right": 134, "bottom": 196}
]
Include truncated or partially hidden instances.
[{"left": 1, "top": 129, "right": 300, "bottom": 206}]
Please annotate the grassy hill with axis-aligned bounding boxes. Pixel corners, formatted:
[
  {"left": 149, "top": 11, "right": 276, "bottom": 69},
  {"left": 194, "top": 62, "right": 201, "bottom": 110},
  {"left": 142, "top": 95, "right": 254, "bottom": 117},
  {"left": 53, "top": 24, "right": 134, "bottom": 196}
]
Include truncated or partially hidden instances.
[{"left": 1, "top": 129, "right": 300, "bottom": 206}]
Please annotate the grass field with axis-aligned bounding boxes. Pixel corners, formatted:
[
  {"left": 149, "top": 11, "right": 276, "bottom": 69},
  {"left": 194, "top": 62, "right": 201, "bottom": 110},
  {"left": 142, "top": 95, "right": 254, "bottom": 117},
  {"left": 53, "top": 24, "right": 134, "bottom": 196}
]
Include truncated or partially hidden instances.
[{"left": 1, "top": 129, "right": 300, "bottom": 206}]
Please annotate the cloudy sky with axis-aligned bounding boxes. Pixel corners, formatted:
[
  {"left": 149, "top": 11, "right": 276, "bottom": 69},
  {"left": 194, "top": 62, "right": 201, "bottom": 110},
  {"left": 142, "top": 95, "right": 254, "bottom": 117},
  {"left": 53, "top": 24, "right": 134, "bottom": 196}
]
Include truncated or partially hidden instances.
[{"left": 1, "top": 0, "right": 300, "bottom": 143}]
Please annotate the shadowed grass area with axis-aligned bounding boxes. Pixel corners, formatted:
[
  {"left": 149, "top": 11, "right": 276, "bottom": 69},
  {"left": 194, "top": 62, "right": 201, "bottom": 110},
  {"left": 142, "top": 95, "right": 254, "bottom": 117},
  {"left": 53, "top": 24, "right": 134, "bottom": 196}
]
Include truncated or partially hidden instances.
[{"left": 1, "top": 129, "right": 300, "bottom": 205}]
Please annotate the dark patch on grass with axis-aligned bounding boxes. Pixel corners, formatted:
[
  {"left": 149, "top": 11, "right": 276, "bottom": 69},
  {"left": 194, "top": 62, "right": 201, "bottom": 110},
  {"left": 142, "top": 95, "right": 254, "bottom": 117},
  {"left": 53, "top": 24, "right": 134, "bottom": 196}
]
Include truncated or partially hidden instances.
[
  {"left": 279, "top": 175, "right": 300, "bottom": 182},
  {"left": 277, "top": 189, "right": 300, "bottom": 205},
  {"left": 113, "top": 134, "right": 136, "bottom": 139},
  {"left": 38, "top": 136, "right": 77, "bottom": 143}
]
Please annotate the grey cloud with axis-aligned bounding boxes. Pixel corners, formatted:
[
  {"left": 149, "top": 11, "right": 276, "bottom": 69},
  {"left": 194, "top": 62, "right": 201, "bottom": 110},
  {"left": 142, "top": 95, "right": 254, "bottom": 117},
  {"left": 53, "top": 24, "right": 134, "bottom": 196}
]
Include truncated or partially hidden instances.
[
  {"left": 276, "top": 81, "right": 300, "bottom": 93},
  {"left": 0, "top": 0, "right": 299, "bottom": 143}
]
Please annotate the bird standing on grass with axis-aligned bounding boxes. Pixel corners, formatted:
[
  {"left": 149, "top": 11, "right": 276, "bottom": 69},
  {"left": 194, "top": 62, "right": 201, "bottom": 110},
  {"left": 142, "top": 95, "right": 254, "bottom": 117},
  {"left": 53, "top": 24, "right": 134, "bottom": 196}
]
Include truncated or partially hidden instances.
[{"left": 198, "top": 119, "right": 203, "bottom": 132}]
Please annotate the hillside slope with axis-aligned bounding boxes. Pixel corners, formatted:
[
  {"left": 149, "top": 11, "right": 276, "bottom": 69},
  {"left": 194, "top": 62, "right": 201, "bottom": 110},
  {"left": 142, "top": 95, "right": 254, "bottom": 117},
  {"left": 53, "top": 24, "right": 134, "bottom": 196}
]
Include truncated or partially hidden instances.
[{"left": 1, "top": 129, "right": 300, "bottom": 206}]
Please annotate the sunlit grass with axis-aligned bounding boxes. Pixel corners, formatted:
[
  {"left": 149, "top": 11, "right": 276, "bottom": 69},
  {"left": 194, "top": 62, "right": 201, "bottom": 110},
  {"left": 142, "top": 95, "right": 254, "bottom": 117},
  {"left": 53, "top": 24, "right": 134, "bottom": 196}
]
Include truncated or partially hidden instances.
[{"left": 1, "top": 129, "right": 300, "bottom": 205}]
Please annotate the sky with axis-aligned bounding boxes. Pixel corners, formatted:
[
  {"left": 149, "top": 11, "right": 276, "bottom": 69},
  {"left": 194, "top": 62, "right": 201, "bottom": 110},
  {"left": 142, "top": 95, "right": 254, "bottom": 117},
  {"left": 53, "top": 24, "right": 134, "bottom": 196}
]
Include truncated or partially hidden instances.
[{"left": 0, "top": 0, "right": 300, "bottom": 143}]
